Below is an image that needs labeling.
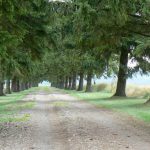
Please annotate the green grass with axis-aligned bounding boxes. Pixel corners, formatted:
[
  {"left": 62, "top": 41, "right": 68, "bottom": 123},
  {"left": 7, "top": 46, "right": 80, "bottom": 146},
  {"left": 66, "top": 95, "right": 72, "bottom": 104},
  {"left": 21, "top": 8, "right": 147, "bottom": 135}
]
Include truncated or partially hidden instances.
[
  {"left": 61, "top": 89, "right": 150, "bottom": 122},
  {"left": 0, "top": 114, "right": 31, "bottom": 122},
  {"left": 51, "top": 101, "right": 69, "bottom": 107},
  {"left": 0, "top": 88, "right": 37, "bottom": 123}
]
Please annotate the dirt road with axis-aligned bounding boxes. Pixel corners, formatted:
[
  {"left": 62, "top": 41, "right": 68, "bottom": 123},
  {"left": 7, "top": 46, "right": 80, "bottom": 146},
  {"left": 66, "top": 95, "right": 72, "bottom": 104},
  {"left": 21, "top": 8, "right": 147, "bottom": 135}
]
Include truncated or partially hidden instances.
[{"left": 0, "top": 89, "right": 150, "bottom": 150}]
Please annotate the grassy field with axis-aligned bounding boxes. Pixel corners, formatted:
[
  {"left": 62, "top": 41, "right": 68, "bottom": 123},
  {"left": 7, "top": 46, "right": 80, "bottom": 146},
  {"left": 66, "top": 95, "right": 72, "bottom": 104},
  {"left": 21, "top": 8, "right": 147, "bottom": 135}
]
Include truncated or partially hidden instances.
[
  {"left": 62, "top": 89, "right": 150, "bottom": 123},
  {"left": 0, "top": 88, "right": 37, "bottom": 123}
]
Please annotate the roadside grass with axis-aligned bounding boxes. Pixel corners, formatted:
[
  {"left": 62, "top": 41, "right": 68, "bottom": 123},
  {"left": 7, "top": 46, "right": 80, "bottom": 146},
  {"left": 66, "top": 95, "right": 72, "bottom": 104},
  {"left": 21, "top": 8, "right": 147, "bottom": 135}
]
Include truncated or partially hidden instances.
[
  {"left": 0, "top": 114, "right": 31, "bottom": 123},
  {"left": 38, "top": 86, "right": 51, "bottom": 92},
  {"left": 51, "top": 101, "right": 69, "bottom": 107},
  {"left": 38, "top": 86, "right": 57, "bottom": 93},
  {"left": 0, "top": 88, "right": 37, "bottom": 123},
  {"left": 60, "top": 89, "right": 150, "bottom": 122}
]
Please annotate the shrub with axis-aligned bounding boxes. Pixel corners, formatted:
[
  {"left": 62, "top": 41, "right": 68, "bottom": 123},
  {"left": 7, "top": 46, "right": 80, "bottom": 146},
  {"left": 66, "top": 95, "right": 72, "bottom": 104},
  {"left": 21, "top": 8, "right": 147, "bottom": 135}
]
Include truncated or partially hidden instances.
[{"left": 92, "top": 83, "right": 108, "bottom": 92}]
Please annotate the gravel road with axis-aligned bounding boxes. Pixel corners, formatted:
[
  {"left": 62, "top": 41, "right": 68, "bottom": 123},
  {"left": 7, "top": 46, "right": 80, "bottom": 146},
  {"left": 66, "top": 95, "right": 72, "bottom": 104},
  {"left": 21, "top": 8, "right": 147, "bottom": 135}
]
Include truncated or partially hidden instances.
[{"left": 0, "top": 89, "right": 150, "bottom": 150}]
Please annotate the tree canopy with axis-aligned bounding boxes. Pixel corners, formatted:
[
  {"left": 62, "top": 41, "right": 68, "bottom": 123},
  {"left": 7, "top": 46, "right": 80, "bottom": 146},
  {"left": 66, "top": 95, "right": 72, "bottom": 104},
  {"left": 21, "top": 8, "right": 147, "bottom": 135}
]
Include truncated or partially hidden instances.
[{"left": 0, "top": 0, "right": 149, "bottom": 97}]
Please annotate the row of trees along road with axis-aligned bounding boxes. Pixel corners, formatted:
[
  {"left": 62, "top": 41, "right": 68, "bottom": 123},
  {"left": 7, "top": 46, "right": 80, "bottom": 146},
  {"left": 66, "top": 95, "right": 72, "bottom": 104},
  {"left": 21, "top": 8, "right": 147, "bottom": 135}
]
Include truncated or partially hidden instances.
[
  {"left": 0, "top": 0, "right": 52, "bottom": 95},
  {"left": 0, "top": 1, "right": 150, "bottom": 100}
]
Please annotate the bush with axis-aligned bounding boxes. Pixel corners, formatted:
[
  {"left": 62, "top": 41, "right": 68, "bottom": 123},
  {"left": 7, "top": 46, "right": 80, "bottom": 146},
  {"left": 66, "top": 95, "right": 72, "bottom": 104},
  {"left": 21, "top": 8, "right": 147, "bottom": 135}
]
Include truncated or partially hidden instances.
[
  {"left": 92, "top": 83, "right": 108, "bottom": 92},
  {"left": 91, "top": 83, "right": 150, "bottom": 99}
]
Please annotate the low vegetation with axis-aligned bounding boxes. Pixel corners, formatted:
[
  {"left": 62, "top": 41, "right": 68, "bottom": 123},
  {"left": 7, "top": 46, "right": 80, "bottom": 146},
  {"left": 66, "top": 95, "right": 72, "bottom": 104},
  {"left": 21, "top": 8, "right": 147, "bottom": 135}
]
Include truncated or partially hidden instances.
[
  {"left": 51, "top": 101, "right": 69, "bottom": 107},
  {"left": 59, "top": 84, "right": 150, "bottom": 122},
  {"left": 92, "top": 83, "right": 150, "bottom": 99},
  {"left": 0, "top": 88, "right": 37, "bottom": 123}
]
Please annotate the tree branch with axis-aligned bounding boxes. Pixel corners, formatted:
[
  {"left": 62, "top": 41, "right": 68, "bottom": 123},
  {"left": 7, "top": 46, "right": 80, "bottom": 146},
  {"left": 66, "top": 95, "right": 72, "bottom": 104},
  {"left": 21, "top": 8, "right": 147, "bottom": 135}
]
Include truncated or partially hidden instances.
[{"left": 128, "top": 30, "right": 150, "bottom": 37}]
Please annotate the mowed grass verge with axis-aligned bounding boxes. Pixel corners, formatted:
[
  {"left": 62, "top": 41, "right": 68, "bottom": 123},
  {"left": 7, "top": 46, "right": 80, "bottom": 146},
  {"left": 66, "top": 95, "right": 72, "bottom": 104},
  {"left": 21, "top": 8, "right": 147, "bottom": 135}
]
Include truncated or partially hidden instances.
[
  {"left": 60, "top": 89, "right": 150, "bottom": 123},
  {"left": 0, "top": 88, "right": 38, "bottom": 123}
]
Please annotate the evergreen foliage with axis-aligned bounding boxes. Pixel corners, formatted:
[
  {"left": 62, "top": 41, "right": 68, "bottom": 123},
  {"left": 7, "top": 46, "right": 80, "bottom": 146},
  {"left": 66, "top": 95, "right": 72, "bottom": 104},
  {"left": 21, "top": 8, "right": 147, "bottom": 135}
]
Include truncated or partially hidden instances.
[{"left": 0, "top": 0, "right": 149, "bottom": 97}]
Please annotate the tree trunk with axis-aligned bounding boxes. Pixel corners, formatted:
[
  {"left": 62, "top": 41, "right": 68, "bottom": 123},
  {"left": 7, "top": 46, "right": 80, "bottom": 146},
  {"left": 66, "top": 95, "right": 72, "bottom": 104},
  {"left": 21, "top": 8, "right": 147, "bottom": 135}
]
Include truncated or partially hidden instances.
[
  {"left": 32, "top": 82, "right": 38, "bottom": 87},
  {"left": 85, "top": 72, "right": 92, "bottom": 92},
  {"left": 55, "top": 81, "right": 59, "bottom": 88},
  {"left": 25, "top": 82, "right": 29, "bottom": 90},
  {"left": 20, "top": 82, "right": 26, "bottom": 91},
  {"left": 28, "top": 82, "right": 32, "bottom": 88},
  {"left": 11, "top": 77, "right": 17, "bottom": 92},
  {"left": 54, "top": 82, "right": 58, "bottom": 88},
  {"left": 6, "top": 80, "right": 11, "bottom": 94},
  {"left": 71, "top": 73, "right": 77, "bottom": 90},
  {"left": 52, "top": 81, "right": 57, "bottom": 88},
  {"left": 20, "top": 83, "right": 23, "bottom": 91},
  {"left": 51, "top": 82, "right": 54, "bottom": 87},
  {"left": 59, "top": 79, "right": 65, "bottom": 89},
  {"left": 68, "top": 76, "right": 72, "bottom": 89},
  {"left": 146, "top": 98, "right": 150, "bottom": 104},
  {"left": 12, "top": 77, "right": 20, "bottom": 92},
  {"left": 60, "top": 76, "right": 65, "bottom": 89},
  {"left": 0, "top": 81, "right": 5, "bottom": 96},
  {"left": 55, "top": 78, "right": 59, "bottom": 88},
  {"left": 114, "top": 49, "right": 128, "bottom": 97},
  {"left": 65, "top": 77, "right": 69, "bottom": 89},
  {"left": 78, "top": 72, "right": 84, "bottom": 91},
  {"left": 17, "top": 80, "right": 20, "bottom": 92}
]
